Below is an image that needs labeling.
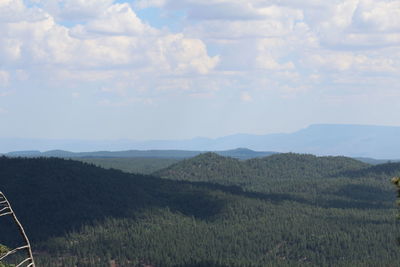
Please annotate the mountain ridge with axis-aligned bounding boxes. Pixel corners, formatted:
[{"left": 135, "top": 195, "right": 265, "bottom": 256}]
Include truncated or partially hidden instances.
[
  {"left": 2, "top": 124, "right": 400, "bottom": 158},
  {"left": 3, "top": 148, "right": 276, "bottom": 160}
]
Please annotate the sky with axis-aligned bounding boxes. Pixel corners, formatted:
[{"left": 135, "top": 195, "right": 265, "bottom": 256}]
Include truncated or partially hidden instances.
[{"left": 0, "top": 0, "right": 400, "bottom": 141}]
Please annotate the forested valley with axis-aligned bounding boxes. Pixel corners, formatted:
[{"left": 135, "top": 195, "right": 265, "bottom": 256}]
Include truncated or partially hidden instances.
[{"left": 0, "top": 153, "right": 399, "bottom": 266}]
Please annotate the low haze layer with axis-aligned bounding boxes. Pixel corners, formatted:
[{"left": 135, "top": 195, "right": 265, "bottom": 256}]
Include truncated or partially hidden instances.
[{"left": 3, "top": 124, "right": 400, "bottom": 159}]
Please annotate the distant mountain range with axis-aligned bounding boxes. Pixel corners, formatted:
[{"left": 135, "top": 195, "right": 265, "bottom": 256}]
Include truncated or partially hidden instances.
[
  {"left": 2, "top": 124, "right": 400, "bottom": 158},
  {"left": 3, "top": 148, "right": 276, "bottom": 160}
]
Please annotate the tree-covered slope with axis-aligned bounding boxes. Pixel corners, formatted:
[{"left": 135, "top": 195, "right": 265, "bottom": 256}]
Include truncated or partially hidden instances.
[
  {"left": 0, "top": 156, "right": 398, "bottom": 267},
  {"left": 155, "top": 153, "right": 369, "bottom": 185},
  {"left": 154, "top": 153, "right": 245, "bottom": 184},
  {"left": 339, "top": 161, "right": 400, "bottom": 178},
  {"left": 0, "top": 157, "right": 224, "bottom": 245}
]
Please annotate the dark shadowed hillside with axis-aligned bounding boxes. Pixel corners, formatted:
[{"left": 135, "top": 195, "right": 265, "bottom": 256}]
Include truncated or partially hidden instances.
[
  {"left": 0, "top": 156, "right": 398, "bottom": 266},
  {"left": 0, "top": 157, "right": 226, "bottom": 244}
]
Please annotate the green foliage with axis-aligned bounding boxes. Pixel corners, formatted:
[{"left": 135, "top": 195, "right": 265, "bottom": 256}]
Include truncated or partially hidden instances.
[
  {"left": 0, "top": 155, "right": 399, "bottom": 266},
  {"left": 0, "top": 244, "right": 14, "bottom": 267},
  {"left": 0, "top": 244, "right": 8, "bottom": 255},
  {"left": 0, "top": 263, "right": 14, "bottom": 267},
  {"left": 155, "top": 153, "right": 372, "bottom": 193}
]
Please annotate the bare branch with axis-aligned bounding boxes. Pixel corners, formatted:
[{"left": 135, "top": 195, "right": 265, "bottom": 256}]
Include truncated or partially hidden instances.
[
  {"left": 0, "top": 207, "right": 10, "bottom": 213},
  {"left": 0, "top": 245, "right": 29, "bottom": 261},
  {"left": 15, "top": 257, "right": 33, "bottom": 267},
  {"left": 0, "top": 191, "right": 36, "bottom": 267},
  {"left": 0, "top": 211, "right": 13, "bottom": 217}
]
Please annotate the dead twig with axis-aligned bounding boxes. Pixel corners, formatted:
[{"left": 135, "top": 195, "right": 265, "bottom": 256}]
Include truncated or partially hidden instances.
[{"left": 0, "top": 191, "right": 35, "bottom": 267}]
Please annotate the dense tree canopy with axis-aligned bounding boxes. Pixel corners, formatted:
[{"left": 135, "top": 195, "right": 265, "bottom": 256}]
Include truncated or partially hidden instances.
[{"left": 0, "top": 155, "right": 399, "bottom": 266}]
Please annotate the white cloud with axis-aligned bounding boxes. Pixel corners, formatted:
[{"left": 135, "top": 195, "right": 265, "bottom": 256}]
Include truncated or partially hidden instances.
[
  {"left": 352, "top": 0, "right": 400, "bottom": 32},
  {"left": 165, "top": 0, "right": 400, "bottom": 96},
  {"left": 155, "top": 34, "right": 219, "bottom": 74},
  {"left": 0, "top": 1, "right": 218, "bottom": 79},
  {"left": 0, "top": 0, "right": 399, "bottom": 141},
  {"left": 256, "top": 38, "right": 295, "bottom": 71},
  {"left": 305, "top": 0, "right": 400, "bottom": 49},
  {"left": 304, "top": 49, "right": 398, "bottom": 73},
  {"left": 1, "top": 0, "right": 399, "bottom": 104},
  {"left": 168, "top": 0, "right": 400, "bottom": 51},
  {"left": 71, "top": 4, "right": 154, "bottom": 36},
  {"left": 0, "top": 0, "right": 47, "bottom": 23}
]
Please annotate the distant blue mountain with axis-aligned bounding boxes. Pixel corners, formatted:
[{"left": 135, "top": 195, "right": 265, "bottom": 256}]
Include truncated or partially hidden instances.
[
  {"left": 3, "top": 148, "right": 276, "bottom": 160},
  {"left": 1, "top": 124, "right": 400, "bottom": 158}
]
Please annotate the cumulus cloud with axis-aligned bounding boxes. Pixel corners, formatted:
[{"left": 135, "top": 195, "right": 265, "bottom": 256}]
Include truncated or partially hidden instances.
[
  {"left": 1, "top": 0, "right": 399, "bottom": 103},
  {"left": 297, "top": 0, "right": 400, "bottom": 49},
  {"left": 256, "top": 38, "right": 295, "bottom": 71},
  {"left": 71, "top": 4, "right": 154, "bottom": 36},
  {"left": 0, "top": 1, "right": 218, "bottom": 81},
  {"left": 0, "top": 0, "right": 48, "bottom": 23},
  {"left": 159, "top": 0, "right": 400, "bottom": 94},
  {"left": 0, "top": 0, "right": 397, "bottom": 142},
  {"left": 352, "top": 0, "right": 400, "bottom": 32},
  {"left": 306, "top": 50, "right": 397, "bottom": 73}
]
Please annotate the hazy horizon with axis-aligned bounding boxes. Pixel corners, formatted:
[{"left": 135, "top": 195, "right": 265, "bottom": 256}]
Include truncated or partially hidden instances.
[
  {"left": 2, "top": 122, "right": 400, "bottom": 142},
  {"left": 3, "top": 123, "right": 400, "bottom": 159}
]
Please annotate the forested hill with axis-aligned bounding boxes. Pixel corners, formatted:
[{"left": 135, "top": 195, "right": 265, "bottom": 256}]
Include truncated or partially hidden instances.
[
  {"left": 155, "top": 153, "right": 370, "bottom": 185},
  {"left": 0, "top": 156, "right": 398, "bottom": 266},
  {"left": 0, "top": 157, "right": 228, "bottom": 244},
  {"left": 338, "top": 161, "right": 400, "bottom": 178}
]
